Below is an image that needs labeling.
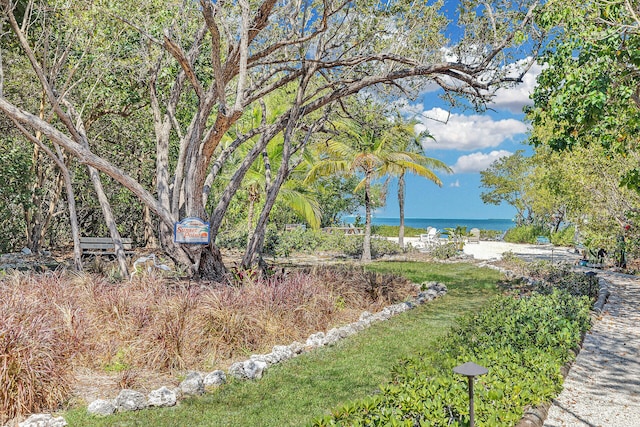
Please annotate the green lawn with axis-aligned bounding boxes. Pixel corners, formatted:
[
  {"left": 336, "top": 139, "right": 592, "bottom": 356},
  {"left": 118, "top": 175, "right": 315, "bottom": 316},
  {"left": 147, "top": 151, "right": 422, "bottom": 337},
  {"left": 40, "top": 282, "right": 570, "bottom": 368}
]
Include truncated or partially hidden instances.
[{"left": 63, "top": 262, "right": 503, "bottom": 427}]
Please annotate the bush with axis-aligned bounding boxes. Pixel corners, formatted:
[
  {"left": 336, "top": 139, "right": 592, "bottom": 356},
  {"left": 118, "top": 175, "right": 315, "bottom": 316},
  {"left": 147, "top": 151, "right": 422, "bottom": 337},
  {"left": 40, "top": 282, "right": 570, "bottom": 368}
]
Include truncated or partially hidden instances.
[
  {"left": 372, "top": 225, "right": 426, "bottom": 238},
  {"left": 314, "top": 291, "right": 592, "bottom": 427},
  {"left": 216, "top": 229, "right": 249, "bottom": 250},
  {"left": 550, "top": 225, "right": 576, "bottom": 246},
  {"left": 480, "top": 229, "right": 505, "bottom": 240},
  {"left": 342, "top": 236, "right": 402, "bottom": 259},
  {"left": 430, "top": 242, "right": 459, "bottom": 259},
  {"left": 267, "top": 230, "right": 402, "bottom": 259},
  {"left": 504, "top": 225, "right": 547, "bottom": 244},
  {"left": 0, "top": 273, "right": 78, "bottom": 423},
  {"left": 504, "top": 262, "right": 600, "bottom": 302}
]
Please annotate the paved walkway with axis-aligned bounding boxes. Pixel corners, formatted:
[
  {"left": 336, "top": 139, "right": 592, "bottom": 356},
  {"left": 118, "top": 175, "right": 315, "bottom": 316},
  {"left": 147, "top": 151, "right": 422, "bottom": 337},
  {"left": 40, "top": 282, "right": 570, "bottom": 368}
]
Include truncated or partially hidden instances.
[{"left": 543, "top": 270, "right": 640, "bottom": 427}]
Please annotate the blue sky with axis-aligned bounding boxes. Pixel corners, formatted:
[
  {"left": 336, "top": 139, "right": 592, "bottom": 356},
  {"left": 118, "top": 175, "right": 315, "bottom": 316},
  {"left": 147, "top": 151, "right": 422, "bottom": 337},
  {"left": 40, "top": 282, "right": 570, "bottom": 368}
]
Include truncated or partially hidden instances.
[
  {"left": 368, "top": 0, "right": 543, "bottom": 221},
  {"left": 374, "top": 61, "right": 542, "bottom": 220}
]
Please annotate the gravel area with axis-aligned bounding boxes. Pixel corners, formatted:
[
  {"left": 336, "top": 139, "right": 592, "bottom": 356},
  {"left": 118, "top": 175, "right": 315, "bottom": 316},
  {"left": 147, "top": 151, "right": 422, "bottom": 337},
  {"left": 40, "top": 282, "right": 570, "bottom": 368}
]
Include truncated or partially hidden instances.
[{"left": 543, "top": 270, "right": 640, "bottom": 427}]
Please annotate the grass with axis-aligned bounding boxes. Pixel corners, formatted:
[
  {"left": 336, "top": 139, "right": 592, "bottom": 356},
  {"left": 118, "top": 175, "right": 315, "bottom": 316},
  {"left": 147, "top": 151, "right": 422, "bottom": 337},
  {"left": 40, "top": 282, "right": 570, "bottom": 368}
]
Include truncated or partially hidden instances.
[{"left": 62, "top": 262, "right": 503, "bottom": 426}]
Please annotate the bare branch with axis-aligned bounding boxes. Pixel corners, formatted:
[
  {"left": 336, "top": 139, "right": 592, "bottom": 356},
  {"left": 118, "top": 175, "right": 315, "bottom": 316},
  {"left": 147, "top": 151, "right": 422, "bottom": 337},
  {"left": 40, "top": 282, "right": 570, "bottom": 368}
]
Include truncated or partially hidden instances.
[{"left": 163, "top": 29, "right": 205, "bottom": 101}]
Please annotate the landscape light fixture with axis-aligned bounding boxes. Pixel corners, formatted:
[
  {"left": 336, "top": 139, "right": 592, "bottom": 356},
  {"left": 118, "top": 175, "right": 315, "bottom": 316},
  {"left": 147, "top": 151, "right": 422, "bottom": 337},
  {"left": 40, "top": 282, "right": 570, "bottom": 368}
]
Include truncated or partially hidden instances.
[{"left": 453, "top": 361, "right": 488, "bottom": 427}]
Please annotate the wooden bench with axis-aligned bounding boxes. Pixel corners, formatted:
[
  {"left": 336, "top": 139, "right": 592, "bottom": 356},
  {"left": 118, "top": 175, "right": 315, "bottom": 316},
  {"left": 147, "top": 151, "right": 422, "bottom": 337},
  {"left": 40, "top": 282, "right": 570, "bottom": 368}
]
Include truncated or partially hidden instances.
[
  {"left": 285, "top": 223, "right": 306, "bottom": 231},
  {"left": 79, "top": 237, "right": 134, "bottom": 256},
  {"left": 321, "top": 226, "right": 363, "bottom": 235}
]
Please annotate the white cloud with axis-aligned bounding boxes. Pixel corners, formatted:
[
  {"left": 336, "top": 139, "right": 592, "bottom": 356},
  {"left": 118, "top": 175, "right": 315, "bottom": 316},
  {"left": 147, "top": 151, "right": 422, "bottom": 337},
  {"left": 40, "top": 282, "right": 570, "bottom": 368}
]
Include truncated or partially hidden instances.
[
  {"left": 450, "top": 179, "right": 461, "bottom": 188},
  {"left": 452, "top": 150, "right": 512, "bottom": 173},
  {"left": 489, "top": 60, "right": 544, "bottom": 114},
  {"left": 415, "top": 108, "right": 527, "bottom": 151}
]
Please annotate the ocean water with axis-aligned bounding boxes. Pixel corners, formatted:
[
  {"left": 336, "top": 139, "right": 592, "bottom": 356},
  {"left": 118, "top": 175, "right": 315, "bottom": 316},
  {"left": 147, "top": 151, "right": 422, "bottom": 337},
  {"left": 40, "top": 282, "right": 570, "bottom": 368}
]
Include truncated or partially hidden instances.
[{"left": 343, "top": 217, "right": 514, "bottom": 232}]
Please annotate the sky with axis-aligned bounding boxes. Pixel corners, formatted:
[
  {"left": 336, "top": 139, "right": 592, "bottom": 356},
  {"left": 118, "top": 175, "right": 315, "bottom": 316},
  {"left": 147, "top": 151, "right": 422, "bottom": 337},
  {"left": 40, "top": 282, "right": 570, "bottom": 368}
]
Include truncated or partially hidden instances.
[{"left": 373, "top": 60, "right": 542, "bottom": 221}]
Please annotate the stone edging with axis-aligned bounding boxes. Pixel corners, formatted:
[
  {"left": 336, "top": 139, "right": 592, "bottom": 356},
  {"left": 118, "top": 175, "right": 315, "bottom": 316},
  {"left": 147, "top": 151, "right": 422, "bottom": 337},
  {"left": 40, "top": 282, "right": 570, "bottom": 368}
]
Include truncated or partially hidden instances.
[{"left": 12, "top": 282, "right": 448, "bottom": 427}]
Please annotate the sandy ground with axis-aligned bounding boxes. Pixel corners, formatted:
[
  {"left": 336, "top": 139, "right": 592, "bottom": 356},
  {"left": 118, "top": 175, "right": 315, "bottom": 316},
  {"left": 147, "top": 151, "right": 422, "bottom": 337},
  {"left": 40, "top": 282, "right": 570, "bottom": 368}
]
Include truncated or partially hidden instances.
[
  {"left": 394, "top": 237, "right": 582, "bottom": 263},
  {"left": 543, "top": 270, "right": 640, "bottom": 427}
]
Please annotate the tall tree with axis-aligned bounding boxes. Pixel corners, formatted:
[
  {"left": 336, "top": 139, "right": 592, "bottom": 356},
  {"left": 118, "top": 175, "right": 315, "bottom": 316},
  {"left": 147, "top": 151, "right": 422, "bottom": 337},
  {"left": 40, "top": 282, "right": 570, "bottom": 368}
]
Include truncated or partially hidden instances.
[
  {"left": 380, "top": 115, "right": 451, "bottom": 248},
  {"left": 480, "top": 150, "right": 535, "bottom": 226},
  {"left": 305, "top": 102, "right": 446, "bottom": 261},
  {"left": 530, "top": 0, "right": 640, "bottom": 159},
  {"left": 0, "top": 0, "right": 545, "bottom": 279}
]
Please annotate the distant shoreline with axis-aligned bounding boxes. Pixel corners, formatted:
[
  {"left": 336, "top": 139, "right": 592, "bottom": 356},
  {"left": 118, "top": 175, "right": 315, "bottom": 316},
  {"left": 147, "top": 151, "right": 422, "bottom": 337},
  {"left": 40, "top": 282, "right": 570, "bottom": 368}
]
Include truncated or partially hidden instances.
[{"left": 342, "top": 217, "right": 515, "bottom": 232}]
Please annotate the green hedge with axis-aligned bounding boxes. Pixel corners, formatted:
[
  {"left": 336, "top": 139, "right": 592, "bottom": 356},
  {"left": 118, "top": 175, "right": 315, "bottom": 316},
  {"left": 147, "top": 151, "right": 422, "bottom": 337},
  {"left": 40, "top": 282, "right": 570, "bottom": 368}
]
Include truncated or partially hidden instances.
[
  {"left": 504, "top": 225, "right": 547, "bottom": 244},
  {"left": 504, "top": 225, "right": 576, "bottom": 246},
  {"left": 312, "top": 290, "right": 591, "bottom": 427},
  {"left": 261, "top": 229, "right": 402, "bottom": 259}
]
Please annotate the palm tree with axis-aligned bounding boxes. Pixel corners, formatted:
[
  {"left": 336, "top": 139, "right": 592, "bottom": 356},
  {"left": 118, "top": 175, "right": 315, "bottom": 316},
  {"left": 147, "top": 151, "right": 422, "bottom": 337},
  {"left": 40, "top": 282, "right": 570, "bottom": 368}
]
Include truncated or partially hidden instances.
[
  {"left": 224, "top": 135, "right": 321, "bottom": 246},
  {"left": 380, "top": 117, "right": 452, "bottom": 248}
]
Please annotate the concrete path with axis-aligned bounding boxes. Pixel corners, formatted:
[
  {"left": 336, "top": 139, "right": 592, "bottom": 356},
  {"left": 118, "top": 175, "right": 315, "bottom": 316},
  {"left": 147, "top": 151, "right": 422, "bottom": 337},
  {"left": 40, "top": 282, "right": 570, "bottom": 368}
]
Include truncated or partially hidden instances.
[{"left": 543, "top": 270, "right": 640, "bottom": 427}]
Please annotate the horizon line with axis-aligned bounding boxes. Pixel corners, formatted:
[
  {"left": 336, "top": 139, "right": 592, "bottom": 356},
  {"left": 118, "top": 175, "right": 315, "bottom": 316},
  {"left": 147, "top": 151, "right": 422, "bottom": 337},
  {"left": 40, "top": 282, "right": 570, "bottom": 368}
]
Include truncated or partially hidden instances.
[{"left": 344, "top": 216, "right": 514, "bottom": 221}]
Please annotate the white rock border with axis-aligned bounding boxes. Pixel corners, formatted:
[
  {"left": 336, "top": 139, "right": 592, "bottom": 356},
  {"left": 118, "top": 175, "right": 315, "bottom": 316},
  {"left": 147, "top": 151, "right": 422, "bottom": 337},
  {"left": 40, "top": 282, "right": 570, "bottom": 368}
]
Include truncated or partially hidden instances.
[{"left": 9, "top": 282, "right": 448, "bottom": 426}]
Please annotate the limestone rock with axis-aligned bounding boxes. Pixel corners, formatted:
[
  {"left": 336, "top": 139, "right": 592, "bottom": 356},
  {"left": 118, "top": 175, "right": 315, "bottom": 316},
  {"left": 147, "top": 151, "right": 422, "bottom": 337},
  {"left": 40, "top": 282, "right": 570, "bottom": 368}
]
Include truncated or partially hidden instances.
[
  {"left": 180, "top": 371, "right": 205, "bottom": 395},
  {"left": 305, "top": 332, "right": 326, "bottom": 348},
  {"left": 204, "top": 370, "right": 227, "bottom": 387},
  {"left": 287, "top": 341, "right": 305, "bottom": 355},
  {"left": 87, "top": 399, "right": 116, "bottom": 416},
  {"left": 148, "top": 386, "right": 177, "bottom": 407},
  {"left": 229, "top": 359, "right": 268, "bottom": 380},
  {"left": 18, "top": 414, "right": 67, "bottom": 427},
  {"left": 115, "top": 389, "right": 147, "bottom": 412},
  {"left": 359, "top": 311, "right": 373, "bottom": 321}
]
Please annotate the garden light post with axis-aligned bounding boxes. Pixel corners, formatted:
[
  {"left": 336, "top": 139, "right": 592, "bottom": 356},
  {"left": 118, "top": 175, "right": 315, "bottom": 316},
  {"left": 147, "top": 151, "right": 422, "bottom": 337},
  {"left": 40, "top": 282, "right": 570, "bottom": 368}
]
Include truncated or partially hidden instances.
[{"left": 453, "top": 361, "right": 488, "bottom": 427}]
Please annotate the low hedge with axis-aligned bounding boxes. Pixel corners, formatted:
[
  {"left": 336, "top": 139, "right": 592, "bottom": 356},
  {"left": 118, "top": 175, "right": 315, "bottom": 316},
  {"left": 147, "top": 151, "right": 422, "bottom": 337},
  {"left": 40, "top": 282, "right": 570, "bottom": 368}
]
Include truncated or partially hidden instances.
[
  {"left": 264, "top": 229, "right": 402, "bottom": 259},
  {"left": 312, "top": 290, "right": 592, "bottom": 426}
]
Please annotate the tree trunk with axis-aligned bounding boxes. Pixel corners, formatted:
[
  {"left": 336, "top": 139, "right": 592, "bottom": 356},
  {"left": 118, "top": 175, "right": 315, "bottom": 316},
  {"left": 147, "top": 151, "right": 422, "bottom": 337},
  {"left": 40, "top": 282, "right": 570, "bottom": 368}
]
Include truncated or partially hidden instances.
[
  {"left": 242, "top": 181, "right": 281, "bottom": 271},
  {"left": 362, "top": 174, "right": 372, "bottom": 263},
  {"left": 12, "top": 120, "right": 83, "bottom": 270},
  {"left": 246, "top": 197, "right": 256, "bottom": 246},
  {"left": 398, "top": 172, "right": 405, "bottom": 249},
  {"left": 143, "top": 204, "right": 159, "bottom": 248},
  {"left": 197, "top": 243, "right": 228, "bottom": 281},
  {"left": 57, "top": 149, "right": 82, "bottom": 271},
  {"left": 87, "top": 166, "right": 129, "bottom": 278}
]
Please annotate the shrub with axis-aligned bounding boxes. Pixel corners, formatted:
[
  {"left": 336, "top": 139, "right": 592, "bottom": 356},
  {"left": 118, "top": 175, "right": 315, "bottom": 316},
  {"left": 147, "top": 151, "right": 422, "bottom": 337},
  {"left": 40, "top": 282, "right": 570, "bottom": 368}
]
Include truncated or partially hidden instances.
[
  {"left": 430, "top": 242, "right": 459, "bottom": 259},
  {"left": 480, "top": 229, "right": 505, "bottom": 240},
  {"left": 342, "top": 236, "right": 402, "bottom": 259},
  {"left": 372, "top": 225, "right": 426, "bottom": 238},
  {"left": 304, "top": 265, "right": 416, "bottom": 306},
  {"left": 0, "top": 273, "right": 80, "bottom": 423},
  {"left": 504, "top": 225, "right": 547, "bottom": 244},
  {"left": 216, "top": 229, "right": 249, "bottom": 250},
  {"left": 314, "top": 291, "right": 592, "bottom": 427},
  {"left": 550, "top": 225, "right": 576, "bottom": 246}
]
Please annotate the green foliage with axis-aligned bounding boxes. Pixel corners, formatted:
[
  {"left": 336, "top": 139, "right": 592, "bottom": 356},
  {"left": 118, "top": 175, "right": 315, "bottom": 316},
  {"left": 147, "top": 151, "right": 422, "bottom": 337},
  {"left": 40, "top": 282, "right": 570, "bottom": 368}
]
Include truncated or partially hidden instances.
[
  {"left": 480, "top": 229, "right": 505, "bottom": 240},
  {"left": 504, "top": 225, "right": 574, "bottom": 246},
  {"left": 480, "top": 151, "right": 535, "bottom": 226},
  {"left": 373, "top": 225, "right": 426, "bottom": 238},
  {"left": 504, "top": 225, "right": 547, "bottom": 244},
  {"left": 0, "top": 144, "right": 33, "bottom": 252},
  {"left": 430, "top": 242, "right": 459, "bottom": 259},
  {"left": 315, "top": 291, "right": 592, "bottom": 426},
  {"left": 342, "top": 236, "right": 402, "bottom": 259},
  {"left": 530, "top": 0, "right": 640, "bottom": 155},
  {"left": 262, "top": 228, "right": 402, "bottom": 259},
  {"left": 500, "top": 261, "right": 599, "bottom": 302},
  {"left": 64, "top": 262, "right": 503, "bottom": 427},
  {"left": 550, "top": 226, "right": 575, "bottom": 246}
]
